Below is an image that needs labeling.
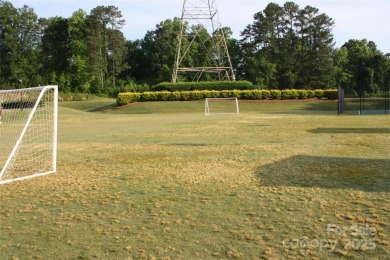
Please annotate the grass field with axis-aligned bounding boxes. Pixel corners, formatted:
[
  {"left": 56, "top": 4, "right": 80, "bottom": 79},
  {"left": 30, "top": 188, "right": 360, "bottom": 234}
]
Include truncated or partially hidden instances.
[{"left": 1, "top": 99, "right": 389, "bottom": 259}]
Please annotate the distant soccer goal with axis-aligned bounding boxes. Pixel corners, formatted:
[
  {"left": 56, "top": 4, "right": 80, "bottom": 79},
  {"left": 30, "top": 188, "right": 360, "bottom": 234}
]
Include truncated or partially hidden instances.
[
  {"left": 0, "top": 86, "right": 58, "bottom": 185},
  {"left": 205, "top": 97, "right": 239, "bottom": 115}
]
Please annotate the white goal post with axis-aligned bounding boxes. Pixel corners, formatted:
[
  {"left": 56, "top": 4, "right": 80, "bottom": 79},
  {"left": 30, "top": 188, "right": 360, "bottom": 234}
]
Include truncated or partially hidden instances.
[
  {"left": 0, "top": 86, "right": 58, "bottom": 185},
  {"left": 205, "top": 97, "right": 239, "bottom": 115}
]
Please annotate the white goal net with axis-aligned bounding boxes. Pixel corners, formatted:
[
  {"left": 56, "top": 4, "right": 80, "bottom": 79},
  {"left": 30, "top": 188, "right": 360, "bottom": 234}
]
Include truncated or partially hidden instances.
[
  {"left": 0, "top": 86, "right": 58, "bottom": 184},
  {"left": 205, "top": 97, "right": 239, "bottom": 115}
]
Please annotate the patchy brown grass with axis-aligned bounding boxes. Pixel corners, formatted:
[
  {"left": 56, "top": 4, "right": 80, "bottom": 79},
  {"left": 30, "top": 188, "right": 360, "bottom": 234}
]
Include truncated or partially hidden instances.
[{"left": 1, "top": 102, "right": 389, "bottom": 259}]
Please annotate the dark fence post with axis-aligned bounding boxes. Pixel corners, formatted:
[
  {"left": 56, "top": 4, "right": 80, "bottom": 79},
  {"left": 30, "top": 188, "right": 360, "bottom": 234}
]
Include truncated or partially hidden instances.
[{"left": 338, "top": 86, "right": 345, "bottom": 115}]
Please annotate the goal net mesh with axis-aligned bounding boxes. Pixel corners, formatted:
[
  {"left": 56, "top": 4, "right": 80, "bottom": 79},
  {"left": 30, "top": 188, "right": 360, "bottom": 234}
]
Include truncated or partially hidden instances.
[
  {"left": 0, "top": 86, "right": 57, "bottom": 184},
  {"left": 205, "top": 97, "right": 239, "bottom": 115}
]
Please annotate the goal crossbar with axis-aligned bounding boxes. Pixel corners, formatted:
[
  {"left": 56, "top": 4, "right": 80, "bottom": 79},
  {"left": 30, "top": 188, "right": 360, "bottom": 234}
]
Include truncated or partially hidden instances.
[{"left": 0, "top": 85, "right": 58, "bottom": 185}]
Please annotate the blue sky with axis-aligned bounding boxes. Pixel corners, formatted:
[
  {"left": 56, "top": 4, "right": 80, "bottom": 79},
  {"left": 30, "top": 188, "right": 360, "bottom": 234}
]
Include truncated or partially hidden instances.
[{"left": 9, "top": 0, "right": 390, "bottom": 52}]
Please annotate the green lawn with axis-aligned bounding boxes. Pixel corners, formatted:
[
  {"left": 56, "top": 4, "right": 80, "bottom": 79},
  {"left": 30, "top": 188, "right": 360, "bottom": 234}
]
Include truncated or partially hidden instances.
[{"left": 1, "top": 99, "right": 389, "bottom": 259}]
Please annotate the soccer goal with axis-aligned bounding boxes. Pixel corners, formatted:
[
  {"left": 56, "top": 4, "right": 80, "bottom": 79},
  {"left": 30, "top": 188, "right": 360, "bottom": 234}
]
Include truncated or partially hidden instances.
[
  {"left": 0, "top": 86, "right": 58, "bottom": 185},
  {"left": 205, "top": 97, "right": 239, "bottom": 115}
]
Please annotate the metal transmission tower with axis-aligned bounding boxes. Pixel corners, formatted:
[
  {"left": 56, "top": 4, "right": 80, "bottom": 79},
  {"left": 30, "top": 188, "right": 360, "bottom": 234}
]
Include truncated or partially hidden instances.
[{"left": 172, "top": 0, "right": 235, "bottom": 82}]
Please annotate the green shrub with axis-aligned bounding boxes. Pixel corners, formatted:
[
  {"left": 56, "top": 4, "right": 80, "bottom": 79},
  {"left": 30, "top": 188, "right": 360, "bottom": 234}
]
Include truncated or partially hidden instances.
[
  {"left": 171, "top": 91, "right": 181, "bottom": 101},
  {"left": 281, "top": 90, "right": 298, "bottom": 99},
  {"left": 323, "top": 89, "right": 338, "bottom": 100},
  {"left": 232, "top": 90, "right": 241, "bottom": 98},
  {"left": 116, "top": 89, "right": 338, "bottom": 106},
  {"left": 117, "top": 92, "right": 140, "bottom": 105},
  {"left": 180, "top": 91, "right": 190, "bottom": 101},
  {"left": 261, "top": 90, "right": 271, "bottom": 99},
  {"left": 188, "top": 90, "right": 204, "bottom": 101},
  {"left": 204, "top": 90, "right": 220, "bottom": 98},
  {"left": 297, "top": 90, "right": 308, "bottom": 99},
  {"left": 241, "top": 90, "right": 253, "bottom": 99},
  {"left": 270, "top": 90, "right": 281, "bottom": 99},
  {"left": 140, "top": 92, "right": 155, "bottom": 102},
  {"left": 314, "top": 89, "right": 324, "bottom": 99},
  {"left": 156, "top": 91, "right": 171, "bottom": 101},
  {"left": 306, "top": 90, "right": 315, "bottom": 99},
  {"left": 220, "top": 90, "right": 233, "bottom": 98}
]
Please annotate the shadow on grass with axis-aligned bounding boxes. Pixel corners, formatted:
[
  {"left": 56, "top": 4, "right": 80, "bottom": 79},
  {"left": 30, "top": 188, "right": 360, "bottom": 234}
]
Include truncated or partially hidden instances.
[
  {"left": 87, "top": 103, "right": 117, "bottom": 112},
  {"left": 169, "top": 143, "right": 209, "bottom": 147},
  {"left": 256, "top": 155, "right": 390, "bottom": 192},
  {"left": 309, "top": 128, "right": 390, "bottom": 134},
  {"left": 298, "top": 100, "right": 338, "bottom": 114},
  {"left": 259, "top": 101, "right": 338, "bottom": 115}
]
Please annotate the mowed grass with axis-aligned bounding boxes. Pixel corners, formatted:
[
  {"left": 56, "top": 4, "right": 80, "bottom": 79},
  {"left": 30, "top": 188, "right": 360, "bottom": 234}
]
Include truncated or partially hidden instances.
[{"left": 1, "top": 99, "right": 389, "bottom": 259}]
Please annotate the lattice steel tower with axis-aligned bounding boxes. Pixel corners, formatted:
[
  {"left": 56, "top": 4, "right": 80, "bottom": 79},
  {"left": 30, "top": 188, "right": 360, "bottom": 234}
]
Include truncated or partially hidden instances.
[{"left": 172, "top": 0, "right": 235, "bottom": 82}]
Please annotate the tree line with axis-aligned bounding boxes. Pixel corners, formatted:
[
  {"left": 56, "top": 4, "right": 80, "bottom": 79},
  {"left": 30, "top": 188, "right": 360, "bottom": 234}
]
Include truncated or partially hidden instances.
[{"left": 0, "top": 0, "right": 389, "bottom": 96}]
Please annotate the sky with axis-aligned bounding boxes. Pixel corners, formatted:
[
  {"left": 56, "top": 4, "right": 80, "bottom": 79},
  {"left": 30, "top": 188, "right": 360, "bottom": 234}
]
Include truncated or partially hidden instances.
[{"left": 9, "top": 0, "right": 390, "bottom": 52}]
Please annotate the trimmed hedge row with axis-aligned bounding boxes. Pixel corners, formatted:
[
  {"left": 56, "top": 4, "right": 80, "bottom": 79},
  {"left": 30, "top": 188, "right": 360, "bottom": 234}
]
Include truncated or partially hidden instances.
[
  {"left": 117, "top": 89, "right": 338, "bottom": 106},
  {"left": 153, "top": 80, "right": 254, "bottom": 91}
]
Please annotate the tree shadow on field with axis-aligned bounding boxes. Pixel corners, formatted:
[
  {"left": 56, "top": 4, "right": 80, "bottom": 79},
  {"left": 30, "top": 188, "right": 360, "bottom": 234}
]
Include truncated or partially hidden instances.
[
  {"left": 88, "top": 103, "right": 117, "bottom": 112},
  {"left": 256, "top": 155, "right": 390, "bottom": 192},
  {"left": 260, "top": 100, "right": 338, "bottom": 115},
  {"left": 169, "top": 143, "right": 209, "bottom": 147},
  {"left": 309, "top": 128, "right": 390, "bottom": 134}
]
